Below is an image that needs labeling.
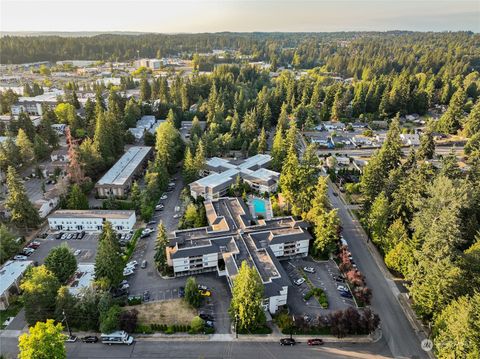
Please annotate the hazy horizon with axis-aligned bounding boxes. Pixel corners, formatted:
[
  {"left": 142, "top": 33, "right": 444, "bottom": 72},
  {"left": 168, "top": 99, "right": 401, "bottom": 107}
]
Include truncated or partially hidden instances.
[{"left": 1, "top": 1, "right": 479, "bottom": 33}]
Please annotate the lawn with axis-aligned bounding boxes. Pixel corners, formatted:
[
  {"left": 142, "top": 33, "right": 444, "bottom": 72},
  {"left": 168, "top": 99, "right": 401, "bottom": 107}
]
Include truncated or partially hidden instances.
[
  {"left": 125, "top": 299, "right": 197, "bottom": 326},
  {"left": 0, "top": 301, "right": 23, "bottom": 329}
]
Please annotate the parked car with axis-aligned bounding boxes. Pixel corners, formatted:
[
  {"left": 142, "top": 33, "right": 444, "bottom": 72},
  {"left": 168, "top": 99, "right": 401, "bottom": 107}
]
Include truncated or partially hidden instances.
[
  {"left": 307, "top": 338, "right": 324, "bottom": 346},
  {"left": 141, "top": 260, "right": 147, "bottom": 269},
  {"left": 340, "top": 291, "right": 353, "bottom": 298},
  {"left": 160, "top": 194, "right": 168, "bottom": 200},
  {"left": 155, "top": 205, "right": 164, "bottom": 211},
  {"left": 119, "top": 282, "right": 130, "bottom": 290},
  {"left": 198, "top": 284, "right": 208, "bottom": 291},
  {"left": 74, "top": 249, "right": 81, "bottom": 256},
  {"left": 120, "top": 280, "right": 129, "bottom": 286},
  {"left": 14, "top": 255, "right": 28, "bottom": 261},
  {"left": 61, "top": 233, "right": 68, "bottom": 240},
  {"left": 303, "top": 267, "right": 315, "bottom": 273},
  {"left": 143, "top": 290, "right": 150, "bottom": 302},
  {"left": 22, "top": 247, "right": 35, "bottom": 255},
  {"left": 123, "top": 268, "right": 135, "bottom": 276},
  {"left": 147, "top": 221, "right": 156, "bottom": 226},
  {"left": 204, "top": 320, "right": 214, "bottom": 328},
  {"left": 77, "top": 231, "right": 85, "bottom": 239},
  {"left": 28, "top": 241, "right": 41, "bottom": 249},
  {"left": 178, "top": 287, "right": 185, "bottom": 298},
  {"left": 337, "top": 285, "right": 349, "bottom": 292},
  {"left": 333, "top": 275, "right": 345, "bottom": 282},
  {"left": 199, "top": 313, "right": 214, "bottom": 322},
  {"left": 127, "top": 260, "right": 138, "bottom": 268},
  {"left": 173, "top": 214, "right": 181, "bottom": 219},
  {"left": 81, "top": 336, "right": 98, "bottom": 343},
  {"left": 168, "top": 182, "right": 175, "bottom": 187},
  {"left": 72, "top": 233, "right": 78, "bottom": 240},
  {"left": 294, "top": 278, "right": 305, "bottom": 286},
  {"left": 65, "top": 335, "right": 77, "bottom": 343},
  {"left": 280, "top": 338, "right": 296, "bottom": 346},
  {"left": 56, "top": 232, "right": 63, "bottom": 239},
  {"left": 199, "top": 289, "right": 211, "bottom": 297},
  {"left": 66, "top": 233, "right": 73, "bottom": 240}
]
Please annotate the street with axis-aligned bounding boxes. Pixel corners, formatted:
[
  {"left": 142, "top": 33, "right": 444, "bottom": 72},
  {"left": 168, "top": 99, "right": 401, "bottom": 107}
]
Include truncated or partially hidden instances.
[
  {"left": 326, "top": 182, "right": 429, "bottom": 358},
  {"left": 0, "top": 336, "right": 394, "bottom": 359}
]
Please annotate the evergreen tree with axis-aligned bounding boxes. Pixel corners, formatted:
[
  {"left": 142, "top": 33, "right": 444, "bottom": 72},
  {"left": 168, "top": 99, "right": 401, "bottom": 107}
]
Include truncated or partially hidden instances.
[
  {"left": 33, "top": 134, "right": 50, "bottom": 161},
  {"left": 464, "top": 100, "right": 480, "bottom": 137},
  {"left": 437, "top": 87, "right": 466, "bottom": 134},
  {"left": 257, "top": 128, "right": 267, "bottom": 154},
  {"left": 279, "top": 146, "right": 300, "bottom": 211},
  {"left": 139, "top": 77, "right": 151, "bottom": 102},
  {"left": 154, "top": 223, "right": 169, "bottom": 274},
  {"left": 94, "top": 222, "right": 123, "bottom": 287},
  {"left": 183, "top": 147, "right": 197, "bottom": 184},
  {"left": 44, "top": 245, "right": 77, "bottom": 284},
  {"left": 366, "top": 192, "right": 390, "bottom": 249},
  {"left": 5, "top": 166, "right": 40, "bottom": 228},
  {"left": 229, "top": 261, "right": 266, "bottom": 332},
  {"left": 0, "top": 224, "right": 21, "bottom": 264},
  {"left": 270, "top": 128, "right": 285, "bottom": 171},
  {"left": 17, "top": 128, "right": 34, "bottom": 163},
  {"left": 66, "top": 127, "right": 85, "bottom": 184},
  {"left": 418, "top": 126, "right": 435, "bottom": 160},
  {"left": 67, "top": 184, "right": 89, "bottom": 210}
]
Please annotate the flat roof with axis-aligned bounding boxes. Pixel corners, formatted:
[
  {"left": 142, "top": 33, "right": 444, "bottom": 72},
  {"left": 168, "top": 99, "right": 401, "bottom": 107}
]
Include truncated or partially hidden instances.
[
  {"left": 0, "top": 260, "right": 33, "bottom": 295},
  {"left": 49, "top": 209, "right": 135, "bottom": 220},
  {"left": 96, "top": 146, "right": 151, "bottom": 186},
  {"left": 68, "top": 264, "right": 95, "bottom": 295}
]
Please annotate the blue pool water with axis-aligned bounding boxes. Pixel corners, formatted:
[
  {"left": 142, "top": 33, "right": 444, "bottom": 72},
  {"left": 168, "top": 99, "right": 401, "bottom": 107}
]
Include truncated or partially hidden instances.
[{"left": 252, "top": 198, "right": 266, "bottom": 215}]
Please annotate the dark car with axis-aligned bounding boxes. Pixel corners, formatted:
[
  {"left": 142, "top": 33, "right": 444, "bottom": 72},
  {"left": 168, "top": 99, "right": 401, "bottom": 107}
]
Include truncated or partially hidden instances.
[
  {"left": 280, "top": 338, "right": 296, "bottom": 346},
  {"left": 55, "top": 232, "right": 63, "bottom": 239},
  {"left": 81, "top": 336, "right": 98, "bottom": 343},
  {"left": 307, "top": 338, "right": 324, "bottom": 346},
  {"left": 204, "top": 320, "right": 214, "bottom": 328},
  {"left": 333, "top": 276, "right": 345, "bottom": 282},
  {"left": 199, "top": 313, "right": 214, "bottom": 322},
  {"left": 178, "top": 287, "right": 185, "bottom": 298},
  {"left": 112, "top": 287, "right": 128, "bottom": 298},
  {"left": 147, "top": 221, "right": 156, "bottom": 226},
  {"left": 339, "top": 291, "right": 353, "bottom": 298},
  {"left": 143, "top": 290, "right": 150, "bottom": 302}
]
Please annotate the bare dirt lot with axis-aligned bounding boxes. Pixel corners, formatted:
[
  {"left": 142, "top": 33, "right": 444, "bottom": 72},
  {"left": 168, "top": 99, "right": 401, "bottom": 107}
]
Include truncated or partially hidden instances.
[{"left": 126, "top": 299, "right": 196, "bottom": 325}]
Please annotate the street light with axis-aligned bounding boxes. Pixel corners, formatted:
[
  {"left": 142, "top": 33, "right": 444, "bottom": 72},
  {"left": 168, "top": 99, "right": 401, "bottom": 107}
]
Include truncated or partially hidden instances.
[{"left": 290, "top": 315, "right": 295, "bottom": 340}]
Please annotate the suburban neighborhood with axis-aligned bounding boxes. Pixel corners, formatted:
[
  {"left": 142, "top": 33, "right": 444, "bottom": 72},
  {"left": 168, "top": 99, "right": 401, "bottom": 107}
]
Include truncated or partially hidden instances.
[{"left": 0, "top": 8, "right": 479, "bottom": 359}]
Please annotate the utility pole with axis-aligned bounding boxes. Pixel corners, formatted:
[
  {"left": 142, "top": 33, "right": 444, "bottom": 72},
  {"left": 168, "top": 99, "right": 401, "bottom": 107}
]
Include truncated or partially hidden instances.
[
  {"left": 63, "top": 310, "right": 72, "bottom": 338},
  {"left": 235, "top": 314, "right": 238, "bottom": 339}
]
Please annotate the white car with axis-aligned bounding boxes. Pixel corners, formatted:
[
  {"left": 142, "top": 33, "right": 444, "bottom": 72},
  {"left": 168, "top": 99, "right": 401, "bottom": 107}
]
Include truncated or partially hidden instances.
[
  {"left": 14, "top": 255, "right": 28, "bottom": 261},
  {"left": 294, "top": 278, "right": 305, "bottom": 286},
  {"left": 74, "top": 249, "right": 81, "bottom": 256},
  {"left": 142, "top": 228, "right": 153, "bottom": 235},
  {"left": 126, "top": 260, "right": 138, "bottom": 268},
  {"left": 160, "top": 194, "right": 168, "bottom": 200},
  {"left": 22, "top": 247, "right": 35, "bottom": 254},
  {"left": 120, "top": 283, "right": 130, "bottom": 290},
  {"left": 337, "top": 285, "right": 349, "bottom": 292},
  {"left": 123, "top": 268, "right": 135, "bottom": 276},
  {"left": 173, "top": 214, "right": 181, "bottom": 219},
  {"left": 303, "top": 267, "right": 315, "bottom": 273}
]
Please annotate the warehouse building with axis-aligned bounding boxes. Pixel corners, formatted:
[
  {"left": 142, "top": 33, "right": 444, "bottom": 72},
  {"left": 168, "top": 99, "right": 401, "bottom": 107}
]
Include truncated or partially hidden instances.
[
  {"left": 95, "top": 146, "right": 152, "bottom": 198},
  {"left": 48, "top": 209, "right": 136, "bottom": 232}
]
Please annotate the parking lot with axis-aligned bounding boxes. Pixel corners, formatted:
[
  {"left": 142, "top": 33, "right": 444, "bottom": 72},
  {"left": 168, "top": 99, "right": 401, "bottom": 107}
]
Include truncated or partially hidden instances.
[
  {"left": 282, "top": 257, "right": 355, "bottom": 318},
  {"left": 21, "top": 232, "right": 99, "bottom": 265}
]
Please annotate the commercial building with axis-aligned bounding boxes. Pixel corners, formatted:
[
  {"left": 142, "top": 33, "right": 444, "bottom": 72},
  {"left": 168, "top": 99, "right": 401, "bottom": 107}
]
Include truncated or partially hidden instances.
[
  {"left": 190, "top": 154, "right": 279, "bottom": 200},
  {"left": 11, "top": 90, "right": 63, "bottom": 116},
  {"left": 135, "top": 59, "right": 162, "bottom": 70},
  {"left": 167, "top": 197, "right": 311, "bottom": 313},
  {"left": 48, "top": 209, "right": 136, "bottom": 232},
  {"left": 0, "top": 260, "right": 33, "bottom": 309},
  {"left": 95, "top": 146, "right": 152, "bottom": 198}
]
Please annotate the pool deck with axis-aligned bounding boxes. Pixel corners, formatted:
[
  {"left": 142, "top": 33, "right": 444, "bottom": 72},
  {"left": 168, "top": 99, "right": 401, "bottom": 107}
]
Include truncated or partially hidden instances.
[{"left": 249, "top": 197, "right": 273, "bottom": 220}]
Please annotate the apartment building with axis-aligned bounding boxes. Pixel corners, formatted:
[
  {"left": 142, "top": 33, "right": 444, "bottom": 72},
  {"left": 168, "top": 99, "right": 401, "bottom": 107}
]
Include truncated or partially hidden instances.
[
  {"left": 166, "top": 197, "right": 311, "bottom": 313},
  {"left": 48, "top": 210, "right": 136, "bottom": 232},
  {"left": 190, "top": 154, "right": 280, "bottom": 200}
]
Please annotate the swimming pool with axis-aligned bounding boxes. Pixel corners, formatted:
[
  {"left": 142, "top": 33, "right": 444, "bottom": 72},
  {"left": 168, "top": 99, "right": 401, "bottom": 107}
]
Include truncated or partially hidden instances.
[{"left": 252, "top": 198, "right": 267, "bottom": 216}]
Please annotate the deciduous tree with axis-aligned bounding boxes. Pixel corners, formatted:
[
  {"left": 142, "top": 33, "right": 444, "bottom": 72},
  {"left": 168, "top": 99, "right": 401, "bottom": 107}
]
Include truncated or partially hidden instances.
[{"left": 19, "top": 319, "right": 66, "bottom": 359}]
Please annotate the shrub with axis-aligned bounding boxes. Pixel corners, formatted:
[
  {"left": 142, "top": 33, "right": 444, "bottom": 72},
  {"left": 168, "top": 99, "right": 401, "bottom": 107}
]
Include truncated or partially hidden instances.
[
  {"left": 134, "top": 324, "right": 153, "bottom": 334},
  {"left": 190, "top": 316, "right": 204, "bottom": 333},
  {"left": 165, "top": 325, "right": 175, "bottom": 334}
]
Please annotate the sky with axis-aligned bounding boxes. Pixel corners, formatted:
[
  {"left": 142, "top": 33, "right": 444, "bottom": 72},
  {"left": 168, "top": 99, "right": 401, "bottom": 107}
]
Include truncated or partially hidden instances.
[{"left": 1, "top": 0, "right": 479, "bottom": 33}]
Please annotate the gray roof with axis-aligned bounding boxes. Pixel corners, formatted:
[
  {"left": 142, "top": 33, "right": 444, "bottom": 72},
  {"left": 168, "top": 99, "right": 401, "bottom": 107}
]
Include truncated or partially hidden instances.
[{"left": 96, "top": 146, "right": 151, "bottom": 187}]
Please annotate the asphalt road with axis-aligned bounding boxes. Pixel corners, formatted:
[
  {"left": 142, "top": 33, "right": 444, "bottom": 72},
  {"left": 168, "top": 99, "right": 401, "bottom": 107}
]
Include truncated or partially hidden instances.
[
  {"left": 327, "top": 182, "right": 428, "bottom": 358},
  {"left": 0, "top": 336, "right": 394, "bottom": 359}
]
